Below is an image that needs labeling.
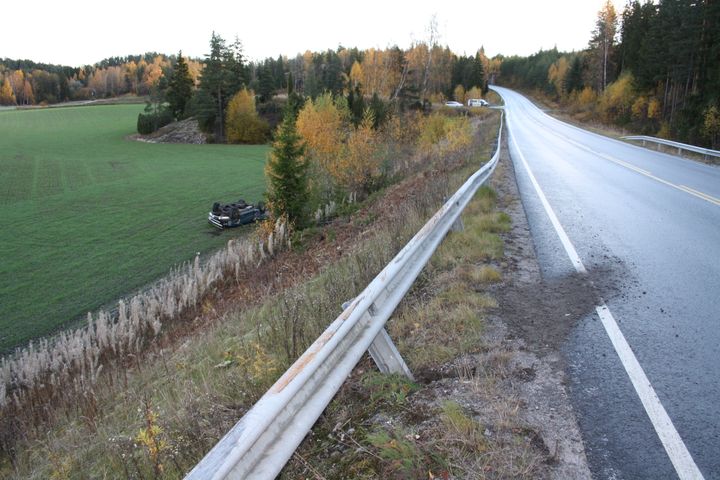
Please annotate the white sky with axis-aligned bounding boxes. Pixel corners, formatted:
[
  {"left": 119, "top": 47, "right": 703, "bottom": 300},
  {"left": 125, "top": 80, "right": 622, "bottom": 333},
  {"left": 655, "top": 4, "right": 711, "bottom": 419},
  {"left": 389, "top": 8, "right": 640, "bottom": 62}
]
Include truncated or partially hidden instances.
[{"left": 1, "top": 0, "right": 625, "bottom": 67}]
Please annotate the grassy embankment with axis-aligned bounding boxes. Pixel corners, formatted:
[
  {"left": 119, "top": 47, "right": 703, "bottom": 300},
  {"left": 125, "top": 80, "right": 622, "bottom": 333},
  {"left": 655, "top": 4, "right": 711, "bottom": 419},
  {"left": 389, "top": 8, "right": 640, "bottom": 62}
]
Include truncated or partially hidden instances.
[
  {"left": 0, "top": 107, "right": 527, "bottom": 478},
  {"left": 0, "top": 105, "right": 268, "bottom": 351}
]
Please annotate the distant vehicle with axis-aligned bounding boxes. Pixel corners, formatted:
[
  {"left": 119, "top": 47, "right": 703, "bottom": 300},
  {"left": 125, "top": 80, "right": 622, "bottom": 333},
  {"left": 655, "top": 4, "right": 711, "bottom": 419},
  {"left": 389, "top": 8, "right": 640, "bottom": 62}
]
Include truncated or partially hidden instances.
[
  {"left": 468, "top": 98, "right": 489, "bottom": 107},
  {"left": 208, "top": 199, "right": 268, "bottom": 229},
  {"left": 444, "top": 101, "right": 463, "bottom": 108}
]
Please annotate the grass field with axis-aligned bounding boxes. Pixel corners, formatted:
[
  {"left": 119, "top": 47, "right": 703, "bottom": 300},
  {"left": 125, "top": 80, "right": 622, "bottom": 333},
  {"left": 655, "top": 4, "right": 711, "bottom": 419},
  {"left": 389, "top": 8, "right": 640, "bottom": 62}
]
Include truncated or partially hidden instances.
[{"left": 0, "top": 104, "right": 268, "bottom": 352}]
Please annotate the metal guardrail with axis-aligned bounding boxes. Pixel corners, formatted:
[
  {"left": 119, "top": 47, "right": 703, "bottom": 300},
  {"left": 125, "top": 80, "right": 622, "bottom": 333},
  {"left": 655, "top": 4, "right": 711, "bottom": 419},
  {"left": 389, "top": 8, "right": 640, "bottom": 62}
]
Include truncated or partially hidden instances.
[
  {"left": 622, "top": 135, "right": 720, "bottom": 160},
  {"left": 185, "top": 113, "right": 503, "bottom": 480}
]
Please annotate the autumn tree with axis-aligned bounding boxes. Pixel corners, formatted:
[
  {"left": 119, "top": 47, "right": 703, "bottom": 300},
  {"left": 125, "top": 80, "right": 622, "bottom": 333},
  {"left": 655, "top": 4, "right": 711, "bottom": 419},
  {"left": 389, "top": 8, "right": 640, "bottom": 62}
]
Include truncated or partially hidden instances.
[
  {"left": 265, "top": 110, "right": 308, "bottom": 226},
  {"left": 547, "top": 56, "right": 569, "bottom": 98},
  {"left": 336, "top": 109, "right": 385, "bottom": 195},
  {"left": 588, "top": 0, "right": 618, "bottom": 92},
  {"left": 703, "top": 106, "right": 720, "bottom": 149},
  {"left": 225, "top": 88, "right": 269, "bottom": 144},
  {"left": 166, "top": 51, "right": 194, "bottom": 119},
  {"left": 296, "top": 93, "right": 347, "bottom": 170},
  {"left": 597, "top": 72, "right": 635, "bottom": 124},
  {"left": 0, "top": 77, "right": 16, "bottom": 105}
]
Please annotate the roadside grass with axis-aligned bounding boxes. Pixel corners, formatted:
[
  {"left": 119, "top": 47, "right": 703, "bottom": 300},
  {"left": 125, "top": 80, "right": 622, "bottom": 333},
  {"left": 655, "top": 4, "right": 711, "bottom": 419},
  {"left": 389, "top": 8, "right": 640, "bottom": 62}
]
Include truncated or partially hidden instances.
[
  {"left": 0, "top": 105, "right": 268, "bottom": 351},
  {"left": 282, "top": 167, "right": 546, "bottom": 478}
]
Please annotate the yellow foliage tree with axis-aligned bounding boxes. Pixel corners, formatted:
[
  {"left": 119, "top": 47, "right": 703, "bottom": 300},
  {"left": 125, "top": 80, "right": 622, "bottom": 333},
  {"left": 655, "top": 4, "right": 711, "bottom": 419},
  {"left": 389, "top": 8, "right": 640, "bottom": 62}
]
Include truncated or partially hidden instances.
[
  {"left": 442, "top": 116, "right": 473, "bottom": 155},
  {"left": 0, "top": 78, "right": 16, "bottom": 105},
  {"left": 466, "top": 86, "right": 483, "bottom": 102},
  {"left": 453, "top": 85, "right": 466, "bottom": 104},
  {"left": 334, "top": 109, "right": 384, "bottom": 195},
  {"left": 631, "top": 96, "right": 648, "bottom": 120},
  {"left": 296, "top": 93, "right": 347, "bottom": 168},
  {"left": 547, "top": 56, "right": 569, "bottom": 98},
  {"left": 702, "top": 105, "right": 720, "bottom": 148},
  {"left": 573, "top": 86, "right": 598, "bottom": 112},
  {"left": 349, "top": 61, "right": 363, "bottom": 90},
  {"left": 647, "top": 98, "right": 662, "bottom": 120},
  {"left": 225, "top": 88, "right": 269, "bottom": 144},
  {"left": 598, "top": 72, "right": 635, "bottom": 123}
]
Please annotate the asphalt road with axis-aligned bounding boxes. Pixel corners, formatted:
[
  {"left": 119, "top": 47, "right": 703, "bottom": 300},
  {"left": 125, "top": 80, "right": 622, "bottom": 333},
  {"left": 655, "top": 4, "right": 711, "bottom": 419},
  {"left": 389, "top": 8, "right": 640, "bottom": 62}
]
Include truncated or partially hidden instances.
[{"left": 493, "top": 86, "right": 720, "bottom": 480}]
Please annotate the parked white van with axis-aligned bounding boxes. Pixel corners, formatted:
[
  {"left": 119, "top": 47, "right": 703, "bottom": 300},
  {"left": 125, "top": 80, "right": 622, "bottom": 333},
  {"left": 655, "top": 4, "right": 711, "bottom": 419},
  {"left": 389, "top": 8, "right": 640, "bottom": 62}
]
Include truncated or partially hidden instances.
[{"left": 467, "top": 98, "right": 488, "bottom": 107}]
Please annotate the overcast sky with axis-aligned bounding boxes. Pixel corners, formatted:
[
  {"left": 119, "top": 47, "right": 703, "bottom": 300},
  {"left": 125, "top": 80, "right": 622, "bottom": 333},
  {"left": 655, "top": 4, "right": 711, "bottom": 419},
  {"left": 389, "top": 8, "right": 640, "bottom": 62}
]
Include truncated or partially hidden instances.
[{"left": 1, "top": 0, "right": 625, "bottom": 67}]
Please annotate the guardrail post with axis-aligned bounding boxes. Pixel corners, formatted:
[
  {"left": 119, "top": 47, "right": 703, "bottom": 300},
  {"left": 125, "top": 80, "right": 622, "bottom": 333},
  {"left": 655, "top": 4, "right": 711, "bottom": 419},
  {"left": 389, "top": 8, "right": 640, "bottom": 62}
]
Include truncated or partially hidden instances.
[
  {"left": 368, "top": 328, "right": 415, "bottom": 380},
  {"left": 451, "top": 217, "right": 465, "bottom": 232},
  {"left": 342, "top": 300, "right": 414, "bottom": 380}
]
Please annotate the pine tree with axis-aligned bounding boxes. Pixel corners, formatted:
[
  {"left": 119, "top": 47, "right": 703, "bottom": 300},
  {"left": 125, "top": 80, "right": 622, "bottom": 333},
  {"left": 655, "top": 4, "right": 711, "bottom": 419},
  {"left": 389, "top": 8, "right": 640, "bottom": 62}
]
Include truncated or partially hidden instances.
[
  {"left": 196, "top": 32, "right": 227, "bottom": 137},
  {"left": 265, "top": 110, "right": 308, "bottom": 227},
  {"left": 195, "top": 33, "right": 248, "bottom": 140},
  {"left": 166, "top": 52, "right": 194, "bottom": 119},
  {"left": 564, "top": 55, "right": 585, "bottom": 94}
]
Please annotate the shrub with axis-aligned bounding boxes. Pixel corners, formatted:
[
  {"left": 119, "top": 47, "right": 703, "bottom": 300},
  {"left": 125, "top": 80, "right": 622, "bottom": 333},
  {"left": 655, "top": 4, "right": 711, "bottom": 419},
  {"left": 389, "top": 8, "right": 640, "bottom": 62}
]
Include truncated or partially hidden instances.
[
  {"left": 597, "top": 73, "right": 635, "bottom": 124},
  {"left": 137, "top": 107, "right": 173, "bottom": 134}
]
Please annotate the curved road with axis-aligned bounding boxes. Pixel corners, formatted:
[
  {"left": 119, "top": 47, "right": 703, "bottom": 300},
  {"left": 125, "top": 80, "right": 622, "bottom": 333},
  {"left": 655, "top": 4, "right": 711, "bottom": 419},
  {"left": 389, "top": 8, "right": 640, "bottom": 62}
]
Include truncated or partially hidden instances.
[{"left": 493, "top": 86, "right": 720, "bottom": 479}]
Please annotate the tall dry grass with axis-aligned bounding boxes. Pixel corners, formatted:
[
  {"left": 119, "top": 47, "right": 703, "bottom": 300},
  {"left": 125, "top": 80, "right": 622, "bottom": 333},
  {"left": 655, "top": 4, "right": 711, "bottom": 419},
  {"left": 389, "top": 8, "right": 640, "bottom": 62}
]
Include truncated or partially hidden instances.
[{"left": 0, "top": 219, "right": 289, "bottom": 452}]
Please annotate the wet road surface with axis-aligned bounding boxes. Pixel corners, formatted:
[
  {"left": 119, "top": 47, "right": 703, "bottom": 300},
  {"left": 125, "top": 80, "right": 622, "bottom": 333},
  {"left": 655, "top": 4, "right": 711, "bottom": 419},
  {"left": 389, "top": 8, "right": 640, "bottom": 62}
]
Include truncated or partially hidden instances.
[{"left": 493, "top": 86, "right": 720, "bottom": 479}]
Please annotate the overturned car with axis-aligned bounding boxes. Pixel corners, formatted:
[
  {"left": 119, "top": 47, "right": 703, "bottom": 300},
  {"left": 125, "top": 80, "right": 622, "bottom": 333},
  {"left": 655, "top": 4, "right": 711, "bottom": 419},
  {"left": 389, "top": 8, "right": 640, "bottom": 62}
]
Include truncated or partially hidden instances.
[{"left": 208, "top": 199, "right": 268, "bottom": 229}]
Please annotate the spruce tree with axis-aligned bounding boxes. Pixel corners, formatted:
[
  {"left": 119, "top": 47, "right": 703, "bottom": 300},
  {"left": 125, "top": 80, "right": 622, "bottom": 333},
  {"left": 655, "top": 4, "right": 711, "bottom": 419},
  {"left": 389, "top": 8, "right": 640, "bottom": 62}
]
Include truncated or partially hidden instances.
[
  {"left": 265, "top": 109, "right": 308, "bottom": 227},
  {"left": 166, "top": 52, "right": 194, "bottom": 119}
]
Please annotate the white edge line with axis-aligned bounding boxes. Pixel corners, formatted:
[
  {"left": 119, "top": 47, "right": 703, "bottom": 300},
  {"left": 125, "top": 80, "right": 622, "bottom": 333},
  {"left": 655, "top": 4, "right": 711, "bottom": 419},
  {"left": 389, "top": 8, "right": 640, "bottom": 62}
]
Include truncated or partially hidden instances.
[{"left": 506, "top": 109, "right": 704, "bottom": 480}]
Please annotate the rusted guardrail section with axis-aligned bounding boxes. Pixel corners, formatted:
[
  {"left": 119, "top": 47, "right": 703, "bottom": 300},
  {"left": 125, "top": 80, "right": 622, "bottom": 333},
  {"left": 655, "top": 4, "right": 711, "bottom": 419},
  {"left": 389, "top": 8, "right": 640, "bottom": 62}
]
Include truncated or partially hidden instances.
[
  {"left": 185, "top": 113, "right": 504, "bottom": 480},
  {"left": 622, "top": 135, "right": 720, "bottom": 160}
]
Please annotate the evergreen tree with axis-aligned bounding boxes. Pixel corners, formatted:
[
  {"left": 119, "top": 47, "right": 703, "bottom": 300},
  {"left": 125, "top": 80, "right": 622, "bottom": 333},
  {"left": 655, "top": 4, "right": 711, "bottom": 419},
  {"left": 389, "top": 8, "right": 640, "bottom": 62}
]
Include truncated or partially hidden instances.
[
  {"left": 225, "top": 37, "right": 248, "bottom": 96},
  {"left": 347, "top": 85, "right": 365, "bottom": 126},
  {"left": 166, "top": 52, "right": 194, "bottom": 119},
  {"left": 195, "top": 33, "right": 248, "bottom": 140},
  {"left": 257, "top": 64, "right": 276, "bottom": 102},
  {"left": 265, "top": 110, "right": 308, "bottom": 227},
  {"left": 196, "top": 32, "right": 227, "bottom": 137},
  {"left": 564, "top": 55, "right": 585, "bottom": 94},
  {"left": 368, "top": 92, "right": 388, "bottom": 129},
  {"left": 285, "top": 72, "right": 305, "bottom": 120}
]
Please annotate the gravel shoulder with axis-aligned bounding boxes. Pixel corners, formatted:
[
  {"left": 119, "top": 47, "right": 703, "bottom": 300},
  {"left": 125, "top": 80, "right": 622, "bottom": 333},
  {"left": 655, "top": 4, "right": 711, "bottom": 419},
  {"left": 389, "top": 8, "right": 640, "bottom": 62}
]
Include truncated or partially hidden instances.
[{"left": 492, "top": 134, "right": 592, "bottom": 479}]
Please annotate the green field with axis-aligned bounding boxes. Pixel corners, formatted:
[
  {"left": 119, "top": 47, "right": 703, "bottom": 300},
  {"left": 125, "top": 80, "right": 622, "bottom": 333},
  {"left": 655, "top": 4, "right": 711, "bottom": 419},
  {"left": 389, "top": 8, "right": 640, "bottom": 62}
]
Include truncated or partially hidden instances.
[{"left": 0, "top": 105, "right": 268, "bottom": 352}]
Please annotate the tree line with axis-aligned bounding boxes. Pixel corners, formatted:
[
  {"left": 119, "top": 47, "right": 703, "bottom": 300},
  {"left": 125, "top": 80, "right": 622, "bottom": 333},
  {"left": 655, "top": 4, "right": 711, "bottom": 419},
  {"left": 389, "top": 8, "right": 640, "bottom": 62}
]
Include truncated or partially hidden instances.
[
  {"left": 136, "top": 30, "right": 493, "bottom": 143},
  {"left": 0, "top": 54, "right": 204, "bottom": 105},
  {"left": 498, "top": 0, "right": 720, "bottom": 148}
]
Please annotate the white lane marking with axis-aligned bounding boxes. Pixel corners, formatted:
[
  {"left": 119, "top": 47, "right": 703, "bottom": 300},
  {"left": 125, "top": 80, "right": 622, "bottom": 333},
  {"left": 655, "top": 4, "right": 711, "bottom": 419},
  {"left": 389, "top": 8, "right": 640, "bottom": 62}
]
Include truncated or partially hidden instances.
[
  {"left": 507, "top": 116, "right": 705, "bottom": 480},
  {"left": 518, "top": 100, "right": 719, "bottom": 209}
]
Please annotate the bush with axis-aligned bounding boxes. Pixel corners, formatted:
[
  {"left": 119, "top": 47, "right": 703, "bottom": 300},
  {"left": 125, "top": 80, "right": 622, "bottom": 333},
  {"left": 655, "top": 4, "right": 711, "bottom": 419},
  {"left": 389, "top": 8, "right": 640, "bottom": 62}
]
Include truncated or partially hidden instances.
[{"left": 137, "top": 108, "right": 173, "bottom": 134}]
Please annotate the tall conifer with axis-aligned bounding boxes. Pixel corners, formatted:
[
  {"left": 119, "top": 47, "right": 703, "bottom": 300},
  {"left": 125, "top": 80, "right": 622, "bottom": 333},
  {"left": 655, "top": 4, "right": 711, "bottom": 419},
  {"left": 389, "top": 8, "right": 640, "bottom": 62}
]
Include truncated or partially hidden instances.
[{"left": 265, "top": 109, "right": 308, "bottom": 227}]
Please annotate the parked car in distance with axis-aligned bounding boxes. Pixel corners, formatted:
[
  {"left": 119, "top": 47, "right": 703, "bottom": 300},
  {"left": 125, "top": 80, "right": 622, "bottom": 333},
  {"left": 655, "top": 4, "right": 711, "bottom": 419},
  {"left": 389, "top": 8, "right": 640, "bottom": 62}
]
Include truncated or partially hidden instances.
[
  {"left": 444, "top": 101, "right": 463, "bottom": 108},
  {"left": 468, "top": 98, "right": 489, "bottom": 107}
]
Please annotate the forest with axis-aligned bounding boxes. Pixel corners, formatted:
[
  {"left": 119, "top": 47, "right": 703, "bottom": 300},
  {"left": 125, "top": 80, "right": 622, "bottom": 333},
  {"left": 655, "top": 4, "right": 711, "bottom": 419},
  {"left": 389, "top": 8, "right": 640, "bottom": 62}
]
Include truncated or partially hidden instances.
[{"left": 499, "top": 0, "right": 720, "bottom": 148}]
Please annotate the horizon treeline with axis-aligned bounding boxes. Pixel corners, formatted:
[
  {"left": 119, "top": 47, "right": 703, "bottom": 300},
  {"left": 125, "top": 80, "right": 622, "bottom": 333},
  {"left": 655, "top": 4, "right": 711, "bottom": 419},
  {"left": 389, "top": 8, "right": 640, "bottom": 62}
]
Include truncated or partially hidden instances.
[
  {"left": 0, "top": 39, "right": 492, "bottom": 109},
  {"left": 498, "top": 0, "right": 720, "bottom": 148}
]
